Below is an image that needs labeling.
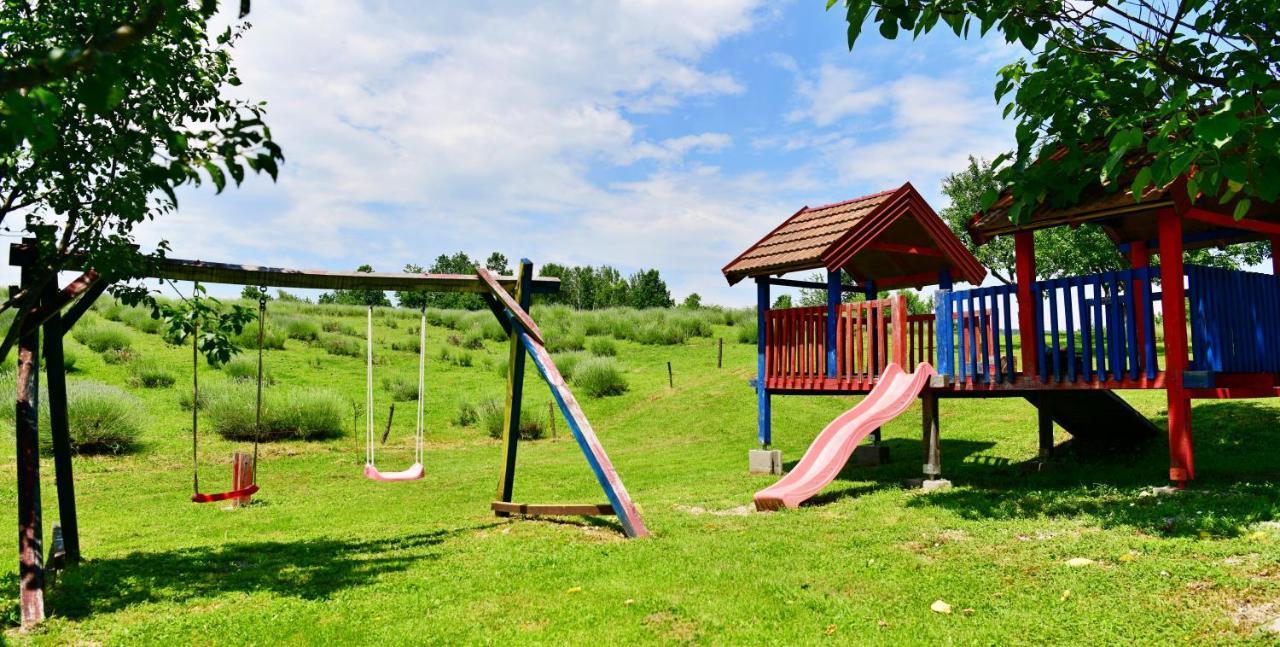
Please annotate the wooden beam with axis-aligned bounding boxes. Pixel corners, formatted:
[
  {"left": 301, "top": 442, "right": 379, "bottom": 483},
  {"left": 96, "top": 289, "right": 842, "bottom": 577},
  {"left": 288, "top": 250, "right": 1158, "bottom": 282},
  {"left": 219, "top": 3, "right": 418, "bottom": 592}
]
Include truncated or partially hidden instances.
[
  {"left": 60, "top": 277, "right": 110, "bottom": 332},
  {"left": 494, "top": 261, "right": 534, "bottom": 511},
  {"left": 1157, "top": 207, "right": 1194, "bottom": 485},
  {"left": 41, "top": 283, "right": 79, "bottom": 566},
  {"left": 490, "top": 502, "right": 615, "bottom": 516},
  {"left": 864, "top": 241, "right": 944, "bottom": 257},
  {"left": 8, "top": 244, "right": 561, "bottom": 294},
  {"left": 760, "top": 277, "right": 863, "bottom": 292},
  {"left": 476, "top": 267, "right": 543, "bottom": 344},
  {"left": 1183, "top": 207, "right": 1280, "bottom": 236},
  {"left": 15, "top": 263, "right": 44, "bottom": 627},
  {"left": 756, "top": 278, "right": 772, "bottom": 447},
  {"left": 1015, "top": 232, "right": 1037, "bottom": 379}
]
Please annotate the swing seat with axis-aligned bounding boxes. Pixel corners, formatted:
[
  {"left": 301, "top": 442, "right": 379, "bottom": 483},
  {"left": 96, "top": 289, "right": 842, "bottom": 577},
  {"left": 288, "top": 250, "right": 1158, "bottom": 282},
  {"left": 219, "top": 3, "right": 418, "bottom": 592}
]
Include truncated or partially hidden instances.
[
  {"left": 364, "top": 462, "right": 424, "bottom": 482},
  {"left": 191, "top": 484, "right": 260, "bottom": 503}
]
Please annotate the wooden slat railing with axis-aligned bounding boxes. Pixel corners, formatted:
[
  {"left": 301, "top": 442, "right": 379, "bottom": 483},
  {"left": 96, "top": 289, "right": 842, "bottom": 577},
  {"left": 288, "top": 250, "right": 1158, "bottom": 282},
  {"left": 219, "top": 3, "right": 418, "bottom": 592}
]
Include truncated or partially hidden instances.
[
  {"left": 763, "top": 295, "right": 908, "bottom": 389},
  {"left": 1187, "top": 265, "right": 1280, "bottom": 373},
  {"left": 935, "top": 284, "right": 1017, "bottom": 384}
]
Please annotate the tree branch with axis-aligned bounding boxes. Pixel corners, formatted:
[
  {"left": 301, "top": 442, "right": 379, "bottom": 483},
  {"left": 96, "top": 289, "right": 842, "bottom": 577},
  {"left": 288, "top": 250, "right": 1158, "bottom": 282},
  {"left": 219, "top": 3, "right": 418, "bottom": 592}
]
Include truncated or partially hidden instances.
[{"left": 0, "top": 3, "right": 165, "bottom": 94}]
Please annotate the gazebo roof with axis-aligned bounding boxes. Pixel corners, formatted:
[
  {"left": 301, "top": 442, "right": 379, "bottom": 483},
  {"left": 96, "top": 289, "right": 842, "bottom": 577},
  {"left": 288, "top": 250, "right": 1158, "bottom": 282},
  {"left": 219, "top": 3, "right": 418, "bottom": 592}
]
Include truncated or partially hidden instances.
[
  {"left": 722, "top": 182, "right": 986, "bottom": 289},
  {"left": 968, "top": 155, "right": 1280, "bottom": 249}
]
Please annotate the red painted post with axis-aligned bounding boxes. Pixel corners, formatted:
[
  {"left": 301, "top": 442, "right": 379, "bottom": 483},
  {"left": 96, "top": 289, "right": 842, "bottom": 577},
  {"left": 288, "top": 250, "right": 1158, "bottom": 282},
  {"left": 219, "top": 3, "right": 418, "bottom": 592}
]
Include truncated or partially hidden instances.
[
  {"left": 1015, "top": 231, "right": 1037, "bottom": 378},
  {"left": 1157, "top": 208, "right": 1194, "bottom": 485},
  {"left": 1130, "top": 240, "right": 1150, "bottom": 372},
  {"left": 892, "top": 294, "right": 907, "bottom": 367}
]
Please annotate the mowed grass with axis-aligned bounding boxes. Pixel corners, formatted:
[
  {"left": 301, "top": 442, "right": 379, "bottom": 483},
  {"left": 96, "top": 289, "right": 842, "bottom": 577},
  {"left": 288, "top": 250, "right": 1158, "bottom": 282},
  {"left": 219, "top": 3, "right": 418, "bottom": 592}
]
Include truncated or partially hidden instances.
[{"left": 2, "top": 300, "right": 1280, "bottom": 645}]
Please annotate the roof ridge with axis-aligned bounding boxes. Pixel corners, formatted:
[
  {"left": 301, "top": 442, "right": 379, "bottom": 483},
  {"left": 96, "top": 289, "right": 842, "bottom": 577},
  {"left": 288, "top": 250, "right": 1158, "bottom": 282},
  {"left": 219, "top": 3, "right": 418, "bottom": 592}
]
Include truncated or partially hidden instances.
[{"left": 804, "top": 187, "right": 898, "bottom": 213}]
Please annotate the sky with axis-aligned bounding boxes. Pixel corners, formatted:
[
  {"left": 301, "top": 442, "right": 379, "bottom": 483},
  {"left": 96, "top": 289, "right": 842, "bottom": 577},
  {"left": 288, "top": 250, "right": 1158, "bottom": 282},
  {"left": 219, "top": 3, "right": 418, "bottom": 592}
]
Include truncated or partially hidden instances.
[{"left": 132, "top": 0, "right": 1023, "bottom": 306}]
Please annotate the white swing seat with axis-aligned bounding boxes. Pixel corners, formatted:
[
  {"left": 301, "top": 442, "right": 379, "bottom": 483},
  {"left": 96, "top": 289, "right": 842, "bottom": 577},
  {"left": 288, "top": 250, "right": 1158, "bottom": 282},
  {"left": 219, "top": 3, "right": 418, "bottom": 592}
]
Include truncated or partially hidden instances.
[{"left": 364, "top": 462, "right": 424, "bottom": 482}]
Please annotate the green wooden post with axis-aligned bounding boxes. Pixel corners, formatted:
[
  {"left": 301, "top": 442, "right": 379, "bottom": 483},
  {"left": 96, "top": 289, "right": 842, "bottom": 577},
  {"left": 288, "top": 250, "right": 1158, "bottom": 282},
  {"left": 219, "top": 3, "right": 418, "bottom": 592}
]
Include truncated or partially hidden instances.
[
  {"left": 41, "top": 281, "right": 79, "bottom": 565},
  {"left": 495, "top": 259, "right": 534, "bottom": 509}
]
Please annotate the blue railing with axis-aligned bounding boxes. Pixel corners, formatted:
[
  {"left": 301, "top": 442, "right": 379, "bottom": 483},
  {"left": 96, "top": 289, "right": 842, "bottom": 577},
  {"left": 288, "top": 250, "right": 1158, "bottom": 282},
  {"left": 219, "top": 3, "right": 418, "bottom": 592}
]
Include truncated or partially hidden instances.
[
  {"left": 936, "top": 267, "right": 1163, "bottom": 384},
  {"left": 934, "top": 284, "right": 1018, "bottom": 384},
  {"left": 1187, "top": 265, "right": 1280, "bottom": 373},
  {"left": 1032, "top": 267, "right": 1160, "bottom": 383}
]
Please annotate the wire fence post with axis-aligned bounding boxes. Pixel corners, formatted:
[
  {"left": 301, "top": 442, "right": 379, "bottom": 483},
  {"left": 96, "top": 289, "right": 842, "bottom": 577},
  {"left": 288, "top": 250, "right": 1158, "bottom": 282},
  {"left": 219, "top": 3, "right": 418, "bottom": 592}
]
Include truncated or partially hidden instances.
[
  {"left": 667, "top": 361, "right": 674, "bottom": 388},
  {"left": 718, "top": 337, "right": 723, "bottom": 368}
]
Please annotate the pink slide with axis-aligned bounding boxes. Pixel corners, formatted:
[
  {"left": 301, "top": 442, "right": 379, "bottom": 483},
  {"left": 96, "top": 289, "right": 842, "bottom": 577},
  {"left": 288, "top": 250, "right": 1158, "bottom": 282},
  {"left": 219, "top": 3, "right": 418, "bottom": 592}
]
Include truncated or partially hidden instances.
[{"left": 754, "top": 362, "right": 935, "bottom": 511}]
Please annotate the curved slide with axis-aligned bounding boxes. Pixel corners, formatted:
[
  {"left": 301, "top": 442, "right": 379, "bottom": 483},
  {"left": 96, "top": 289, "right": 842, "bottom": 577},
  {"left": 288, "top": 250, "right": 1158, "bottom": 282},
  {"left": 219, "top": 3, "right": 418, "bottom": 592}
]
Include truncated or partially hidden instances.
[{"left": 754, "top": 362, "right": 935, "bottom": 511}]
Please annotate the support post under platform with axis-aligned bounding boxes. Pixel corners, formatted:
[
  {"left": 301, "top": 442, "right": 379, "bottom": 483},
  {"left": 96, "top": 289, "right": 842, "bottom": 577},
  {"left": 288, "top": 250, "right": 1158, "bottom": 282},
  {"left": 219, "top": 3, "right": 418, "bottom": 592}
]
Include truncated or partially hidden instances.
[{"left": 755, "top": 278, "right": 771, "bottom": 448}]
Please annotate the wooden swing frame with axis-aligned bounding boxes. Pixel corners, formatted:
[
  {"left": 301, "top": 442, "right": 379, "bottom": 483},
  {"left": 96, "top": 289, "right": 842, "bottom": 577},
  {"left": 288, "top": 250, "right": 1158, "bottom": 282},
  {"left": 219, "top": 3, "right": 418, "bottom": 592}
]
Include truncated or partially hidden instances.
[{"left": 8, "top": 239, "right": 648, "bottom": 627}]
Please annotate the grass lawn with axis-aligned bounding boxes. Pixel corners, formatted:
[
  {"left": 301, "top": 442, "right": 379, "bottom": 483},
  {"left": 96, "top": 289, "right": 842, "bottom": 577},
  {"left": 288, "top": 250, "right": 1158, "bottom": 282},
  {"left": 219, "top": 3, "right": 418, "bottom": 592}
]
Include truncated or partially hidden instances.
[{"left": 3, "top": 300, "right": 1280, "bottom": 644}]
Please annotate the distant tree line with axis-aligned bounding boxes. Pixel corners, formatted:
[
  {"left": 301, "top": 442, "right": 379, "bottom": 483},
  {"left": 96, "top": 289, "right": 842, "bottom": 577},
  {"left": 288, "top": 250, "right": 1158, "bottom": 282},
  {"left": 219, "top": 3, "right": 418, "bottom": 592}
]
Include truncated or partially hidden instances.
[{"left": 316, "top": 252, "right": 676, "bottom": 311}]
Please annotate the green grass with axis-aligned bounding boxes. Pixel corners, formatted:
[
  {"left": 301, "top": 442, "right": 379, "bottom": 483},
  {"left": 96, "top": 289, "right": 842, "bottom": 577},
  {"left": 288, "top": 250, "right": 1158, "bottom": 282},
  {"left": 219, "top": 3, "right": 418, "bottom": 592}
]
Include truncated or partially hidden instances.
[{"left": 5, "top": 301, "right": 1280, "bottom": 644}]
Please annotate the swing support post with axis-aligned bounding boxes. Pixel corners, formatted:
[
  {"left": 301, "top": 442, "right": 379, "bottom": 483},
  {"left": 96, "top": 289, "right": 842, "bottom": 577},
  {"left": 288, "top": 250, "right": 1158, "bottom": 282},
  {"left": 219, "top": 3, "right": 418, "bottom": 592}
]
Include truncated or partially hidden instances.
[{"left": 495, "top": 260, "right": 534, "bottom": 510}]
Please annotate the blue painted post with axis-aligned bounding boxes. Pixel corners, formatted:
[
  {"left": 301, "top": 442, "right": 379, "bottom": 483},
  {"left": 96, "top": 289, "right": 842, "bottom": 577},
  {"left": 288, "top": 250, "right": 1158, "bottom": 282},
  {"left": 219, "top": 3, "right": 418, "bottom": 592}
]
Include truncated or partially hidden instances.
[
  {"left": 935, "top": 290, "right": 953, "bottom": 379},
  {"left": 826, "top": 270, "right": 840, "bottom": 378},
  {"left": 755, "top": 278, "right": 772, "bottom": 448},
  {"left": 938, "top": 270, "right": 953, "bottom": 291}
]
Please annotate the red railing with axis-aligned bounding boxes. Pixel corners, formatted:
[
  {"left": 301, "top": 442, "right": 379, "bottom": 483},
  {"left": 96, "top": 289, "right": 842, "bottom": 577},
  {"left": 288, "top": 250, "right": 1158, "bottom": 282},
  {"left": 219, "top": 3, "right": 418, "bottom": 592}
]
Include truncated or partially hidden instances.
[{"left": 764, "top": 295, "right": 910, "bottom": 390}]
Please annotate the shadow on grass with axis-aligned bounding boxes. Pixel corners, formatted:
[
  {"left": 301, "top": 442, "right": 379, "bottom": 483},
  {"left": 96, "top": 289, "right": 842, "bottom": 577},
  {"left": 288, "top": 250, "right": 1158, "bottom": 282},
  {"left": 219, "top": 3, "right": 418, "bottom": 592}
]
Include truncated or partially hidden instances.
[
  {"left": 49, "top": 526, "right": 490, "bottom": 620},
  {"left": 900, "top": 400, "right": 1280, "bottom": 537}
]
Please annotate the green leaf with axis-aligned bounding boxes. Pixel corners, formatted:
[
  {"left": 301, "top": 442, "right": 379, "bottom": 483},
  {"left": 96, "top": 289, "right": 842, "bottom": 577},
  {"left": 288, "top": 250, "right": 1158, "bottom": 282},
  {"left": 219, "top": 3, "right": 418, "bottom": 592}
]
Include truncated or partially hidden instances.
[
  {"left": 878, "top": 19, "right": 899, "bottom": 40},
  {"left": 1232, "top": 198, "right": 1251, "bottom": 221},
  {"left": 204, "top": 162, "right": 226, "bottom": 193},
  {"left": 1130, "top": 167, "right": 1153, "bottom": 200}
]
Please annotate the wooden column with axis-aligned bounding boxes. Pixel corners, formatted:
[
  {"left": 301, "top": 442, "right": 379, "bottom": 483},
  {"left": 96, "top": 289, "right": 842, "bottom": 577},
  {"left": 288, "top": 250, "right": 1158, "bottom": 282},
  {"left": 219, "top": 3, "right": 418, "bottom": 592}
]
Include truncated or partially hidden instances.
[
  {"left": 755, "top": 278, "right": 772, "bottom": 447},
  {"left": 15, "top": 263, "right": 45, "bottom": 626},
  {"left": 825, "top": 271, "right": 839, "bottom": 378},
  {"left": 495, "top": 260, "right": 534, "bottom": 509},
  {"left": 864, "top": 280, "right": 882, "bottom": 444},
  {"left": 921, "top": 390, "right": 940, "bottom": 478},
  {"left": 41, "top": 282, "right": 80, "bottom": 565},
  {"left": 1037, "top": 395, "right": 1054, "bottom": 460},
  {"left": 937, "top": 269, "right": 952, "bottom": 291},
  {"left": 1014, "top": 231, "right": 1037, "bottom": 379},
  {"left": 1270, "top": 235, "right": 1280, "bottom": 276},
  {"left": 1129, "top": 241, "right": 1150, "bottom": 373},
  {"left": 1157, "top": 208, "right": 1194, "bottom": 485}
]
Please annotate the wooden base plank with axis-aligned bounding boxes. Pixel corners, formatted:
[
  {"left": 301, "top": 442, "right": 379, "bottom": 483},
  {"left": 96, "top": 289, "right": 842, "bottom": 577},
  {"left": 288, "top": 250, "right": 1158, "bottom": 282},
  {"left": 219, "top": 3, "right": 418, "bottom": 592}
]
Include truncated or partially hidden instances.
[{"left": 491, "top": 502, "right": 616, "bottom": 516}]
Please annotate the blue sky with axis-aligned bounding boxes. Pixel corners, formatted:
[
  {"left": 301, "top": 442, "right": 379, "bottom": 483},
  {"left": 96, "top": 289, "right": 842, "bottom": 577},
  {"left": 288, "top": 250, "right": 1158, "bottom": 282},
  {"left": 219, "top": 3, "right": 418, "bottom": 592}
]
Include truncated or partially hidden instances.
[{"left": 130, "top": 1, "right": 1022, "bottom": 306}]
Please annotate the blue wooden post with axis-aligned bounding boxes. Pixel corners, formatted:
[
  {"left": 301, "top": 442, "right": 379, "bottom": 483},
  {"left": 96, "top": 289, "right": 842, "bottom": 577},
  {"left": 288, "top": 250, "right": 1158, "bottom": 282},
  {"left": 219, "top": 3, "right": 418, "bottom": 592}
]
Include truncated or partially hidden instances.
[
  {"left": 938, "top": 270, "right": 952, "bottom": 291},
  {"left": 826, "top": 270, "right": 840, "bottom": 378},
  {"left": 755, "top": 278, "right": 772, "bottom": 448},
  {"left": 935, "top": 289, "right": 953, "bottom": 378}
]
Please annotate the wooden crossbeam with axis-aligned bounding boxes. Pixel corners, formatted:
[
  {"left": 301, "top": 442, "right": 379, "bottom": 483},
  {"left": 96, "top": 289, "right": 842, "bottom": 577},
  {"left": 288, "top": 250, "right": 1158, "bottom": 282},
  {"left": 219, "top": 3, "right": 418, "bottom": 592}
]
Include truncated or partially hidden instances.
[
  {"left": 1184, "top": 207, "right": 1280, "bottom": 236},
  {"left": 476, "top": 267, "right": 544, "bottom": 344},
  {"left": 490, "top": 502, "right": 616, "bottom": 516},
  {"left": 7, "top": 243, "right": 561, "bottom": 294},
  {"left": 864, "top": 241, "right": 944, "bottom": 257}
]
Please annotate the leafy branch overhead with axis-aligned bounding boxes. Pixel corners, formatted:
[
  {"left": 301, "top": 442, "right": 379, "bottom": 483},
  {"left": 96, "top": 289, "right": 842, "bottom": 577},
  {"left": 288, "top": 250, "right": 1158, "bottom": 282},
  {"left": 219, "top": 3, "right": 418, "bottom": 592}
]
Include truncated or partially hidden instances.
[
  {"left": 0, "top": 0, "right": 279, "bottom": 364},
  {"left": 832, "top": 0, "right": 1280, "bottom": 222}
]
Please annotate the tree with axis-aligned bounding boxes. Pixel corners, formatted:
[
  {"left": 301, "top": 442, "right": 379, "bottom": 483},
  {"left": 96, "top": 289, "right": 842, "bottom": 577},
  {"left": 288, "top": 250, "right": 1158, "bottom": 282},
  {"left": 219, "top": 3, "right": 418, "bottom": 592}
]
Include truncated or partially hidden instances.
[
  {"left": 395, "top": 263, "right": 430, "bottom": 310},
  {"left": 627, "top": 269, "right": 673, "bottom": 308},
  {"left": 834, "top": 1, "right": 1280, "bottom": 225},
  {"left": 425, "top": 252, "right": 484, "bottom": 310},
  {"left": 0, "top": 1, "right": 282, "bottom": 362},
  {"left": 484, "top": 252, "right": 511, "bottom": 276},
  {"left": 318, "top": 265, "right": 391, "bottom": 307},
  {"left": 681, "top": 293, "right": 703, "bottom": 309},
  {"left": 240, "top": 285, "right": 270, "bottom": 301},
  {"left": 798, "top": 271, "right": 860, "bottom": 306},
  {"left": 940, "top": 157, "right": 1268, "bottom": 280},
  {"left": 772, "top": 294, "right": 793, "bottom": 309}
]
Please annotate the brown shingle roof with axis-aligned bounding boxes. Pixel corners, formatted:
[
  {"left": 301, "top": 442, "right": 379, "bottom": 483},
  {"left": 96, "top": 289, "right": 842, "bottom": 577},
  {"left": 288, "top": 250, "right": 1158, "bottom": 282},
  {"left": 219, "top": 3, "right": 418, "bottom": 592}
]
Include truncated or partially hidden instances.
[
  {"left": 722, "top": 189, "right": 895, "bottom": 281},
  {"left": 723, "top": 183, "right": 987, "bottom": 288}
]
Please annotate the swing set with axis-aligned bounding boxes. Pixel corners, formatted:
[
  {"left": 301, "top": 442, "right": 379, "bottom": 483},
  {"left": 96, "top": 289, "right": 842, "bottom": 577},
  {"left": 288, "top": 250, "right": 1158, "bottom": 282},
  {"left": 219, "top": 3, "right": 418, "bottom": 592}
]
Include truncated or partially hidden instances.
[{"left": 8, "top": 240, "right": 651, "bottom": 626}]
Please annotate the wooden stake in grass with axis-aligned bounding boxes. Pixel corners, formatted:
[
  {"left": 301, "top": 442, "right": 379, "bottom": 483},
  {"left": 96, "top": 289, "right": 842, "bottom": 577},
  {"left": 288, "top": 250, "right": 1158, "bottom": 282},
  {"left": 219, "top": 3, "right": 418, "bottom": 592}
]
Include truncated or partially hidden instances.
[
  {"left": 352, "top": 402, "right": 361, "bottom": 464},
  {"left": 549, "top": 401, "right": 556, "bottom": 440},
  {"left": 718, "top": 337, "right": 723, "bottom": 369},
  {"left": 381, "top": 403, "right": 395, "bottom": 445},
  {"left": 667, "top": 361, "right": 674, "bottom": 388}
]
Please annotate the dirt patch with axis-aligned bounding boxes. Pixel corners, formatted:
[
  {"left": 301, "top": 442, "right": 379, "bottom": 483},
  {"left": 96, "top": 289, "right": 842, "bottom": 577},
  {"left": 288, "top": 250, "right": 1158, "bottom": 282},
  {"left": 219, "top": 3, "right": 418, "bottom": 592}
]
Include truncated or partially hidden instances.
[
  {"left": 675, "top": 504, "right": 754, "bottom": 516},
  {"left": 644, "top": 610, "right": 701, "bottom": 643}
]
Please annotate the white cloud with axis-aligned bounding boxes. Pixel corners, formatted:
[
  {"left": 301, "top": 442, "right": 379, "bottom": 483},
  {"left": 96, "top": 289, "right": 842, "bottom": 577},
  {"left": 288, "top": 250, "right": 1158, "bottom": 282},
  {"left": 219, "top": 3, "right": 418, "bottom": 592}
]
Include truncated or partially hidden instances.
[{"left": 786, "top": 63, "right": 885, "bottom": 127}]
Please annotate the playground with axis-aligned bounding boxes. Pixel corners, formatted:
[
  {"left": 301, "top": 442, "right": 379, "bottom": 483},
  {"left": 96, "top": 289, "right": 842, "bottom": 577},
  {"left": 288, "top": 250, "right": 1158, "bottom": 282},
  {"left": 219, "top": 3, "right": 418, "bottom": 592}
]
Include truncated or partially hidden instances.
[{"left": 3, "top": 245, "right": 1280, "bottom": 642}]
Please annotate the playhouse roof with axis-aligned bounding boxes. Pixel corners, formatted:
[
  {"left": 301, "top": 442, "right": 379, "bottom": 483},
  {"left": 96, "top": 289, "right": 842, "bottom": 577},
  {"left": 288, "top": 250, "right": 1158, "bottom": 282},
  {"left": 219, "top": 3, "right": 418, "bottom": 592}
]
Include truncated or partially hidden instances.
[
  {"left": 968, "top": 154, "right": 1280, "bottom": 249},
  {"left": 722, "top": 182, "right": 987, "bottom": 289}
]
